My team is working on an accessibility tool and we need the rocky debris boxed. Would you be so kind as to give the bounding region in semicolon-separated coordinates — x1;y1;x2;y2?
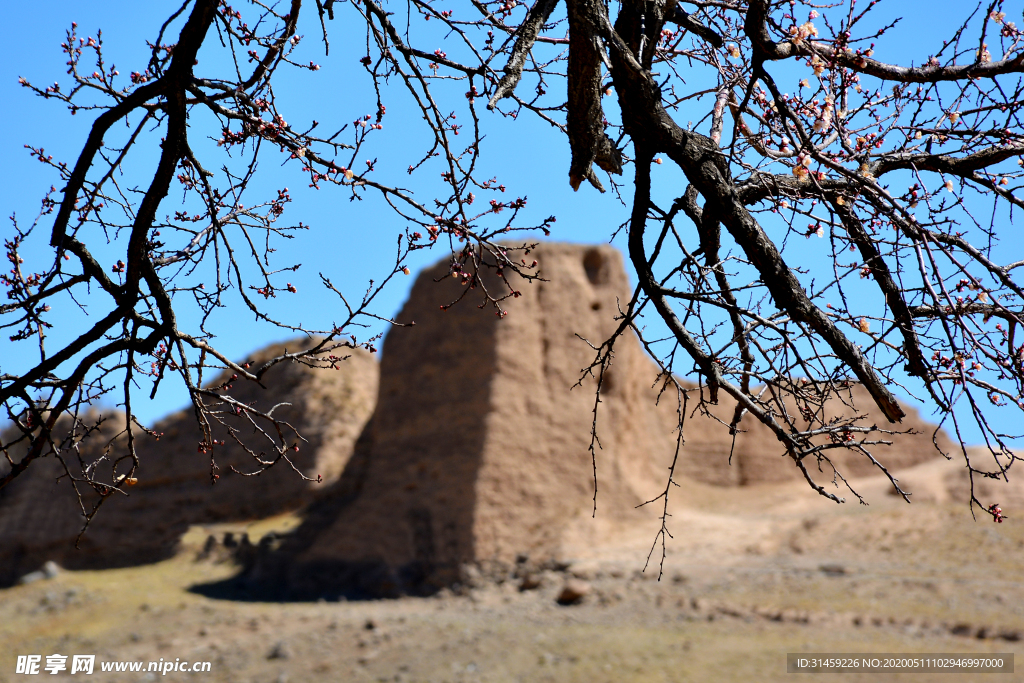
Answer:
197;535;218;560
266;640;291;660
659;594;1024;644
0;342;377;586
18;560;60;585
556;579;591;605
518;574;542;591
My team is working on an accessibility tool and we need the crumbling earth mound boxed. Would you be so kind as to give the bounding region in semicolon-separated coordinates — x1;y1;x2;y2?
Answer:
0;342;377;586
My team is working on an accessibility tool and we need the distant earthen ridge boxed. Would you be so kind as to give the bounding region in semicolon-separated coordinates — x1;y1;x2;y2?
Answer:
0;341;377;586
251;242;951;598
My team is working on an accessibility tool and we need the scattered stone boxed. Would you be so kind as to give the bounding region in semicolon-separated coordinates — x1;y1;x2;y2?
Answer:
550;560;573;573
18;571;45;586
462;564;482;586
266;640;290;660
234;533;257;565
18;561;60;585
556;579;590;605
950;623;973;636
197;534;217;560
819;563;846;576
569;560;599;581
518;574;542;591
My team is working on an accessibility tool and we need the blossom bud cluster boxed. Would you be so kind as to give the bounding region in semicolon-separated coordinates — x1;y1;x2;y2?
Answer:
788;20;818;45
812;95;834;133
989;503;1005;523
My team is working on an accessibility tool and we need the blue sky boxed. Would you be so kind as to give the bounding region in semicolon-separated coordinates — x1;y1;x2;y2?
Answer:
0;2;615;420
1;0;1016;446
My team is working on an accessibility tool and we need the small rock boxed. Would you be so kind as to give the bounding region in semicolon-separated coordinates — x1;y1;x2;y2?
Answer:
18;570;45;585
569;560;599;580
519;573;542;591
463;564;481;579
267;640;290;660
197;534;217;559
950;623;972;637
819;563;846;577
556;579;590;605
19;561;60;585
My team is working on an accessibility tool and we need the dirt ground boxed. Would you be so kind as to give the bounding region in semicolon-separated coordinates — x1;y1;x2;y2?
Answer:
1;458;1022;683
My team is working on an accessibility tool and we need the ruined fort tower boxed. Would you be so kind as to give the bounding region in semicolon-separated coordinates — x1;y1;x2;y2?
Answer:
266;243;675;596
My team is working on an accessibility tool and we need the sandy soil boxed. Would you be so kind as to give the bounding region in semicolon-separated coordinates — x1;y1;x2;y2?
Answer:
1;458;1022;683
